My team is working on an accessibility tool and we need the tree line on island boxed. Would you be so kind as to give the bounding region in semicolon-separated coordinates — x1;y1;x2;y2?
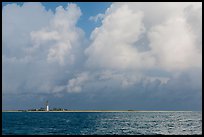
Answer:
18;108;69;112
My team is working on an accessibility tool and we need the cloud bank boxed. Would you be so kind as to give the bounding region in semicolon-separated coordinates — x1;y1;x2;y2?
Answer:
2;2;202;110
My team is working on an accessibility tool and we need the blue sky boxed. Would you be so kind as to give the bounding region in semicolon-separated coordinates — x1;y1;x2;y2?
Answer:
2;2;202;111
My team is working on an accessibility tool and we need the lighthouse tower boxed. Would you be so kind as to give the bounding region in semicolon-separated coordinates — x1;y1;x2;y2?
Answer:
46;100;49;111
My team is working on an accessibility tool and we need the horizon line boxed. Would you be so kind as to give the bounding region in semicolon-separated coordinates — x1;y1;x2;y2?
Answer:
2;110;201;112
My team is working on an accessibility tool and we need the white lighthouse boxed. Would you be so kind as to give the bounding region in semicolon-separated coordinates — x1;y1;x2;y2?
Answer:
46;101;49;111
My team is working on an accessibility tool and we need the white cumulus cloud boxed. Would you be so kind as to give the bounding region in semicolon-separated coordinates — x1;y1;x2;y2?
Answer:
31;3;84;65
85;2;202;72
85;4;155;70
89;13;104;22
148;15;201;71
2;3;86;95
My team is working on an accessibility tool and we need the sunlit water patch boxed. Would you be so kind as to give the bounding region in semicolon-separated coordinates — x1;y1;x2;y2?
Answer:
2;111;202;135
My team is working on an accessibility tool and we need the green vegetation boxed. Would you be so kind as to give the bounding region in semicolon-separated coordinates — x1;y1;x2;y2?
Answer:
16;107;69;112
51;108;68;111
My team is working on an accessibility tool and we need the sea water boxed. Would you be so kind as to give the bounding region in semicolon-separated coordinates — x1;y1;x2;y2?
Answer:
2;111;202;135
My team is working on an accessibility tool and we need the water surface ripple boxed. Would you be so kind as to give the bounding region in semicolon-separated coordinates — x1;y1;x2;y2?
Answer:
2;112;202;135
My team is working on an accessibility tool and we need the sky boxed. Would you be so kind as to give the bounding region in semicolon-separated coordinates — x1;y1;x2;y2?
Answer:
2;2;202;111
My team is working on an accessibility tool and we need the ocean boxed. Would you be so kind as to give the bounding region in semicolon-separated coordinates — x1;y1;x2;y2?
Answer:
2;111;202;135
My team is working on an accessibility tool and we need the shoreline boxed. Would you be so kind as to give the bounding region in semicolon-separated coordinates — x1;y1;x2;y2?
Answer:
2;110;195;113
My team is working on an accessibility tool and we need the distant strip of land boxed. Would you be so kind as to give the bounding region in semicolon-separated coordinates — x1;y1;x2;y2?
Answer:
2;110;195;113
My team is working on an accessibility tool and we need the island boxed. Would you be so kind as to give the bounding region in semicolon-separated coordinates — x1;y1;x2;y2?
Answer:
2;101;193;112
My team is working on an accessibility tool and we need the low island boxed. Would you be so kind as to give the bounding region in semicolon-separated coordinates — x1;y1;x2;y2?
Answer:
2;101;193;112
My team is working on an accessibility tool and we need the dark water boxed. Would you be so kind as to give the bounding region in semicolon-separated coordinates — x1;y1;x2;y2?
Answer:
2;112;202;135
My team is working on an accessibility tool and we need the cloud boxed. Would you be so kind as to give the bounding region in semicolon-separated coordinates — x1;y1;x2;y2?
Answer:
148;15;201;71
2;3;86;95
82;2;201;110
85;4;155;70
184;4;202;52
89;13;104;22
2;2;202;110
85;2;202;72
2;2;53;58
30;3;84;65
67;72;89;93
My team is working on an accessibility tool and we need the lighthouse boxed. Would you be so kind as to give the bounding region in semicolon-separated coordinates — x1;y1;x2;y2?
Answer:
45;100;49;111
